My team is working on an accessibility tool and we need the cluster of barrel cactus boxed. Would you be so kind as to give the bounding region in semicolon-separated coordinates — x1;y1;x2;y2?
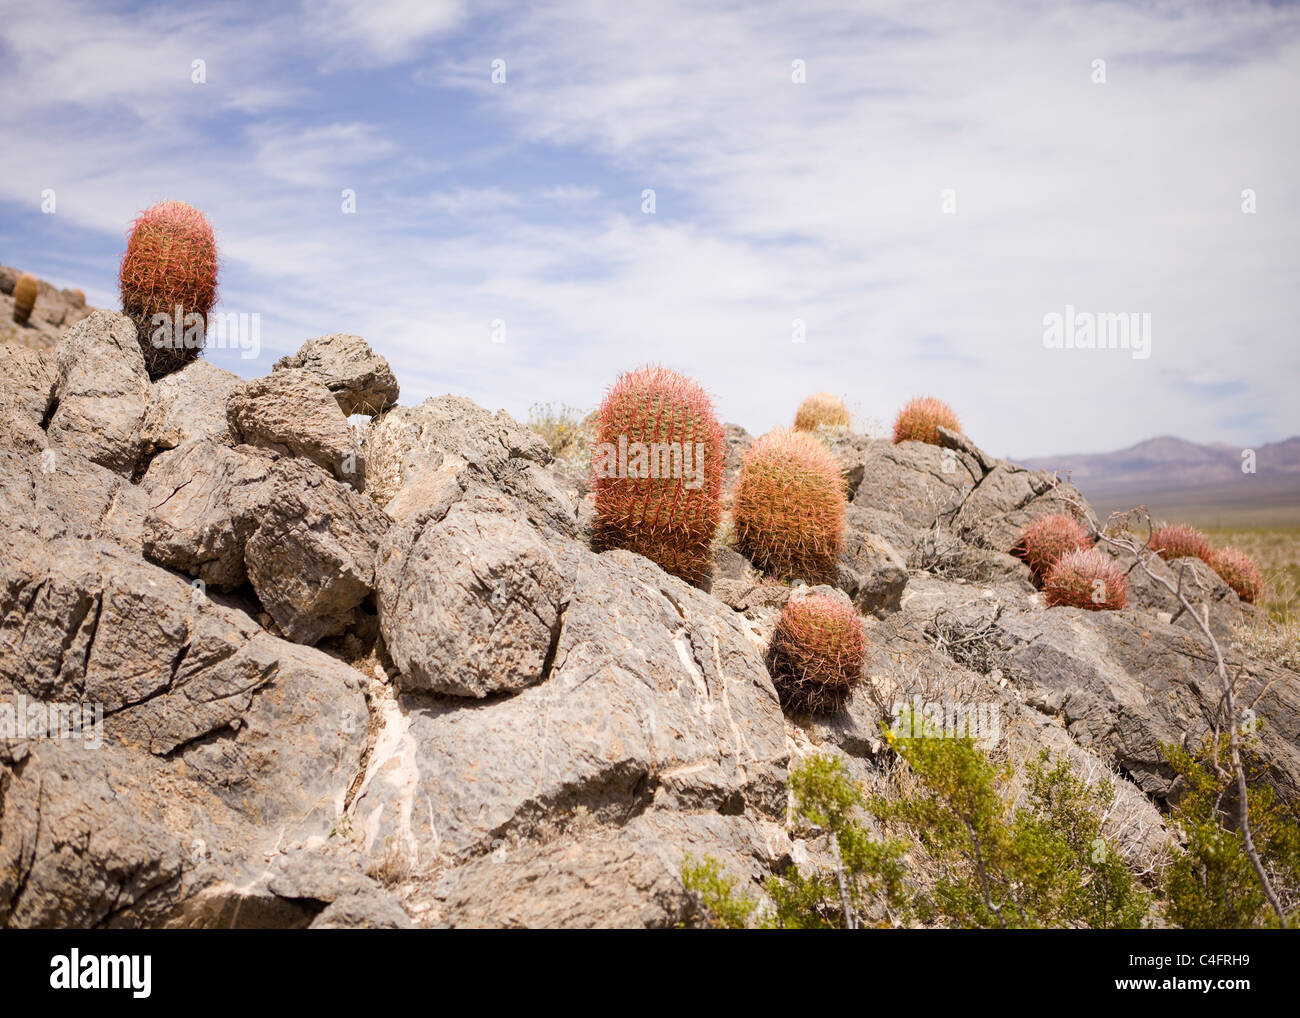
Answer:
1017;514;1092;580
1150;522;1264;604
119;200;219;378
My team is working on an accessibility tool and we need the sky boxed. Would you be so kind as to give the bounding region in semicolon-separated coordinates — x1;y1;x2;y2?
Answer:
1;0;1297;459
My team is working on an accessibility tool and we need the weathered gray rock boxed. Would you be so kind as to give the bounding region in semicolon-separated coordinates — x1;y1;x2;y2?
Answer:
950;463;1087;553
823;430;871;498
0;445;148;553
245;458;391;645
853;438;979;538
46;311;149;475
352;550;788;864
365;395;577;535
721;422;753;490
0;344;55;452
275;333;399;417
907;526;1036;591
437;813;788;929
141;358;242;453
227;369;364;489
377;490;570;697
140;441;274;588
0;532;368;830
836;504;908;616
1098;542;1247;642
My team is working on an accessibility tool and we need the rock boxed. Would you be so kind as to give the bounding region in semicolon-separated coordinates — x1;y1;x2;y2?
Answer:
0;532;368;829
853;438;978;539
377;490;569;697
721;423;753;490
365;395;577;536
907;527;1035;591
141;358;243;453
274;333;399;417
437;813;788;928
1098;542;1246;642
0;344;55;450
140;441;274;588
0;741;187;928
835;504;908;616
352;550;788;863
227;369;364;490
45;311;149;475
245;458;391;645
0;445;148;554
823;430;870;498
950;463;1087;552
711;545;753;583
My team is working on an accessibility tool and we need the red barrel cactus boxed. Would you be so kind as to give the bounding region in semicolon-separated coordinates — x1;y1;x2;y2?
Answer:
119;200;219;378
893;396;960;446
732;428;846;583
591;366;724;585
1043;548;1128;611
1018;514;1092;579
765;594;867;713
1210;547;1264;604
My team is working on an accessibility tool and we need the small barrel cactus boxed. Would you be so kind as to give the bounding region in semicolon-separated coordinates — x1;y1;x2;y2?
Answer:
1150;523;1214;564
732;428;845;582
794;392;850;432
765;594;867;712
1018;514;1092;579
1210;548;1264;604
1043;547;1127;611
893;396;960;446
119;200;219;378
591;365;724;585
11;272;38;325
67;287;86;307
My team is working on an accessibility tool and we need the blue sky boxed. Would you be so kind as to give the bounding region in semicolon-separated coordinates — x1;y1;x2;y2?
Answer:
1;0;1297;458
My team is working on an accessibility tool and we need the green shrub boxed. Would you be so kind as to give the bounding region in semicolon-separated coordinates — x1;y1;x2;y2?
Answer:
1160;731;1300;928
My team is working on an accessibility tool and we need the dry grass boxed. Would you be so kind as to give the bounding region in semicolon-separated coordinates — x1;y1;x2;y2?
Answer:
526;401;593;472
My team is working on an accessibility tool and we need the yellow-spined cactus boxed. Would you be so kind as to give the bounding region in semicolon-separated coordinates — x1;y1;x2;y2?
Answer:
12;273;38;325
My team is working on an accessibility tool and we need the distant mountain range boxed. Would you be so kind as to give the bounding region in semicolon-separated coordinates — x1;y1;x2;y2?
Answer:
1018;435;1300;528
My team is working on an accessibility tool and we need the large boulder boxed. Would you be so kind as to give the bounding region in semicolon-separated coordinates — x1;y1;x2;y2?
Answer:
852;438;980;544
227;369;364;490
835;504;908;616
245;458;391;644
364;395;577;536
0;344;55;453
0;532;368;828
45;311;149;475
377;490;570;697
140;358;242;454
351;550;789;865
274;333;399;417
140;441;274;588
0;445;148;554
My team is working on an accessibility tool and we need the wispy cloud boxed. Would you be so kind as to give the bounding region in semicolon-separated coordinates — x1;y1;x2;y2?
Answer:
1;0;1297;458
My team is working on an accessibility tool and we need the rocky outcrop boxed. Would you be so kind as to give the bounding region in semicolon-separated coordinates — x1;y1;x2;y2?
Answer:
274;333;399;417
3;311;1298;930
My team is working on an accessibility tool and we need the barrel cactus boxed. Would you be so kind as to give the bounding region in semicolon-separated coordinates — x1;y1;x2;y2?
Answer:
11;272;37;325
1018;514;1092;579
1150;523;1214;564
591;365;724;585
119;200;219;378
732;428;845;583
765;594;867;713
893;396;960;446
1043;548;1127;611
794;392;850;432
1210;547;1264;604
